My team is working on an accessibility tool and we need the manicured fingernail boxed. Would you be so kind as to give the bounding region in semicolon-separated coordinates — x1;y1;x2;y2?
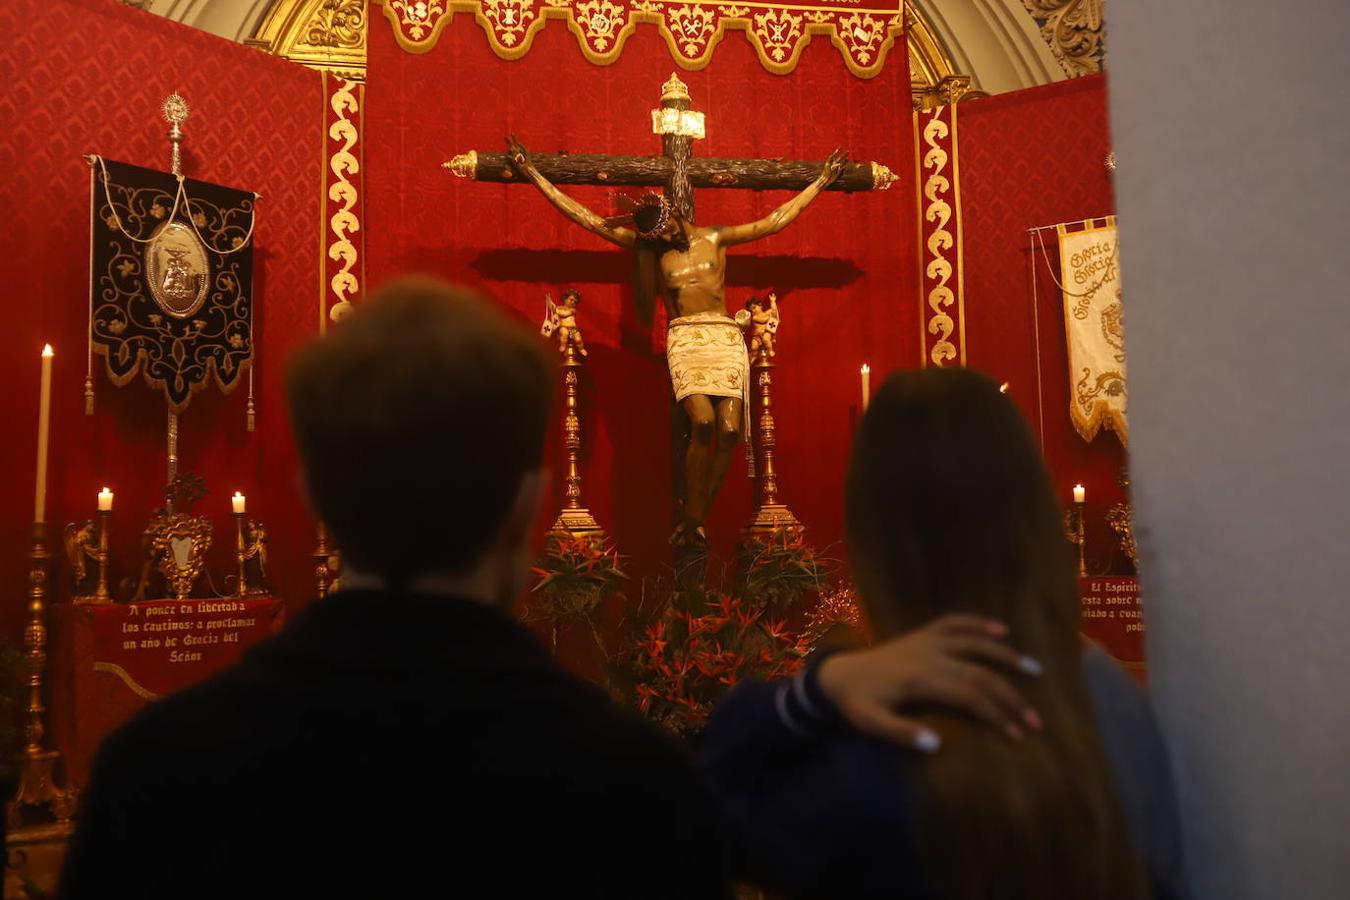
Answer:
914;730;942;754
1018;655;1043;676
985;620;1009;636
1006;723;1024;741
1023;709;1043;731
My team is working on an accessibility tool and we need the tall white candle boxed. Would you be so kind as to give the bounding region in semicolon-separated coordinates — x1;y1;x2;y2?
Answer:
1073;484;1086;505
98;487;114;512
232;492;247;515
861;364;871;411
34;344;53;523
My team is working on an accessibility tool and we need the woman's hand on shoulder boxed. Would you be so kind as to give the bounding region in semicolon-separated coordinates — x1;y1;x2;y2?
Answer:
817;614;1043;753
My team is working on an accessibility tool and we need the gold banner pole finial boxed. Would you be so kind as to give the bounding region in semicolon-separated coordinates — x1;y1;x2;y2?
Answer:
162;93;190;179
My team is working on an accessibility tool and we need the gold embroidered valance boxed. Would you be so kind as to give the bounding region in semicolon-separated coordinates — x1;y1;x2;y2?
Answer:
375;0;905;79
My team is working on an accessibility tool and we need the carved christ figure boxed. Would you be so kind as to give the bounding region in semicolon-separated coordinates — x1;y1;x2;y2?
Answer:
506;136;847;544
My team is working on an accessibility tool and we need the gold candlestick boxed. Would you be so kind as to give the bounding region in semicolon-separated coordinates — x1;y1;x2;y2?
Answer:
7;522;75;832
541;292;604;537
747;358;801;534
1066;499;1088;577
234;511;248;598
551;343;604;535
93;508;112;603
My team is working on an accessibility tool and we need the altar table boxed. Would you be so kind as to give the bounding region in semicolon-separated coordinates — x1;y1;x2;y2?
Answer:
49;596;284;790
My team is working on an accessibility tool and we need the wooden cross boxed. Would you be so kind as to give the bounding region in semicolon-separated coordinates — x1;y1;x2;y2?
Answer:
444;73;896;222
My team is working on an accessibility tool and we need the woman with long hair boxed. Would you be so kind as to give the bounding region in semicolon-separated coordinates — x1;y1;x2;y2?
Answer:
701;367;1184;899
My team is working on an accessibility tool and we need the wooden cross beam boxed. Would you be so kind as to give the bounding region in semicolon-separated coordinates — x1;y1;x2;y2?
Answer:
444;74;896;220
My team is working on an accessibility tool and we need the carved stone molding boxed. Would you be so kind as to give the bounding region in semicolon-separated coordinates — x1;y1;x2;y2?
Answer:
1020;0;1104;77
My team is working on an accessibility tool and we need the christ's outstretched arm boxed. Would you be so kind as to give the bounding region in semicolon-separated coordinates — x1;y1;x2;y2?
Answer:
718;148;848;247
506;135;636;249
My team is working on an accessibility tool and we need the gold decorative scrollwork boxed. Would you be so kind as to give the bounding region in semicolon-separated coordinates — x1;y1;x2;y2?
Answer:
146;513;214;601
916;106;964;367
327;77;362;326
1020;0;1105;77
306;0;367;48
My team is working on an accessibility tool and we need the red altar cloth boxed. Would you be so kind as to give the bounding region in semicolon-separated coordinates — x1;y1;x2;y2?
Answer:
1079;576;1145;682
50;597;284;789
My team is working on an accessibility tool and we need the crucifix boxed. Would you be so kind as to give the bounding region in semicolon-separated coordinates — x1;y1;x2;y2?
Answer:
446;74;895;551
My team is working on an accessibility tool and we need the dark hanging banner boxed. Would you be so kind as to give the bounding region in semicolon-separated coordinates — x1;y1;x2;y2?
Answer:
89;157;257;412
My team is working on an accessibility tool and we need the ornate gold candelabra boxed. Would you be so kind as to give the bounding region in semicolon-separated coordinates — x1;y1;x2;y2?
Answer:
541;292;604;537
552;342;604;535
747;357;801;533
7;522;75;832
745;294;799;534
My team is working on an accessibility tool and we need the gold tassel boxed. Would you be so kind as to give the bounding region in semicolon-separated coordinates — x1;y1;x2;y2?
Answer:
84;376;94;415
246;397;256;433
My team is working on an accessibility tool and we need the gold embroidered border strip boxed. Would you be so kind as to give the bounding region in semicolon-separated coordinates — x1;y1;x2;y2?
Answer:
373;0;905;79
913;102;964;367
324;74;363;330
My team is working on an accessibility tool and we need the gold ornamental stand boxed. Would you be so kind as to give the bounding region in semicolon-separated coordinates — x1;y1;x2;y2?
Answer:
746;357;801;534
551;342;605;537
6;523;75;833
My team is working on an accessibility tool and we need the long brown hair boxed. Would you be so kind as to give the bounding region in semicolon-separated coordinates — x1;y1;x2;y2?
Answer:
845;368;1149;899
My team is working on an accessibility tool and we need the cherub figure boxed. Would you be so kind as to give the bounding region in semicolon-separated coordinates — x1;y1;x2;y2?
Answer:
745;292;781;364
541;289;588;357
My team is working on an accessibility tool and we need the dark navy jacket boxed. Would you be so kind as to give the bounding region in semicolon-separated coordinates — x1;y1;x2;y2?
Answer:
700;645;1187;900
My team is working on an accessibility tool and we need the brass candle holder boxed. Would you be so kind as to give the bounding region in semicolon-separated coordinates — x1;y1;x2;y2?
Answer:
234;511;248;598
1066;498;1088;577
93;508;112;603
7;522;75;832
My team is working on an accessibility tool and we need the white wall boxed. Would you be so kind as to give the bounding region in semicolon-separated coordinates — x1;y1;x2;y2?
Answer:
1107;1;1350;897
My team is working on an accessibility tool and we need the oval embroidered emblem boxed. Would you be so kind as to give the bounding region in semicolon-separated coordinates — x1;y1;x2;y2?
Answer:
144;220;210;318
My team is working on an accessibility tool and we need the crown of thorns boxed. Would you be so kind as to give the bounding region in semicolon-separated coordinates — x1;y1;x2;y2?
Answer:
634;193;674;239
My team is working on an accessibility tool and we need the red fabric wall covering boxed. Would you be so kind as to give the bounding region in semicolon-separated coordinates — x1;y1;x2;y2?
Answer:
365;18;918;578
958;75;1132;575
0;0;327;641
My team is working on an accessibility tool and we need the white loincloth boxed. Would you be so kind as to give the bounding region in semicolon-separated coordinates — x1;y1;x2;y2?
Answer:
666;311;754;475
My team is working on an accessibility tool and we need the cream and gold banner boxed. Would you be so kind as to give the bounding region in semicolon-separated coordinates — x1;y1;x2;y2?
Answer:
1058;217;1127;445
376;0;904;78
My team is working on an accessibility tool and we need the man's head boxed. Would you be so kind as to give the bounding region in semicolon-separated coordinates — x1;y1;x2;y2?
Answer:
286;277;553;598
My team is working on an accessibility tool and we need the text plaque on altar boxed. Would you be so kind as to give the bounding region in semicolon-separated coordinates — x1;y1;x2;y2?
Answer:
51;598;283;788
1078;576;1145;681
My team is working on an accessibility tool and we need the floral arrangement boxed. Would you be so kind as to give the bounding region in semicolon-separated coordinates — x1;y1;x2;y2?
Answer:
633;592;808;735
528;527;855;734
736;528;832;611
523;532;627;652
